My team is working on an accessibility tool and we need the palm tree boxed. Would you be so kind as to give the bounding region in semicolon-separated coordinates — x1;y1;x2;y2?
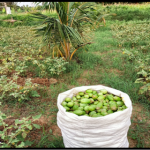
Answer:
31;2;114;61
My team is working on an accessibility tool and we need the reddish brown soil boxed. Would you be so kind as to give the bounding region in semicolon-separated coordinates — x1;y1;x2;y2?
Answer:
128;137;137;148
0;114;62;148
1;102;149;148
76;70;96;85
0;73;149;148
8;76;57;86
28;114;62;147
108;68;124;75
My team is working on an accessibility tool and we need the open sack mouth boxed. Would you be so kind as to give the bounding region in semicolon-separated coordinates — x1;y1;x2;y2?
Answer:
57;85;132;148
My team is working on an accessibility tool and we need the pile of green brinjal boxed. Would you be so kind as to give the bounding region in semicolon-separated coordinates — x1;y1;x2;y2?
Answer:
61;89;127;117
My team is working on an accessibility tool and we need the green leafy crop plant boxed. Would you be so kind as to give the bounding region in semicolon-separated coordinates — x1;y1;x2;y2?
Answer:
111;22;150;97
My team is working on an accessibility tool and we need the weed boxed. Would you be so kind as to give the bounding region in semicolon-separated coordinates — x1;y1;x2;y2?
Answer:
0;104;42;148
35;134;64;148
76;51;103;70
49;83;69;100
0;3;150;148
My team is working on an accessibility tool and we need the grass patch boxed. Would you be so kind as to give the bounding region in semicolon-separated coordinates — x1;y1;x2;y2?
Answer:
0;10;57;27
102;2;150;21
0;3;150;148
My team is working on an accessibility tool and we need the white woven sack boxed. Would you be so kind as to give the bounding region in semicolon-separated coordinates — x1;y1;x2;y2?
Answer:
57;85;132;148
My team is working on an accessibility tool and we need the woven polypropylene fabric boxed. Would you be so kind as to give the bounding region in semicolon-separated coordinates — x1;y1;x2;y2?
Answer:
57;85;132;148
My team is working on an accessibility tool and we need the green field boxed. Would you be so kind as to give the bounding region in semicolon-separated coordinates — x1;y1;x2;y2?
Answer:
0;2;150;148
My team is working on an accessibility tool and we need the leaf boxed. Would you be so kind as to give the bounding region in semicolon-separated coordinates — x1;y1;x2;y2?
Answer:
15;119;19;125
139;89;145;95
1;143;10;148
32;114;42;120
27;125;32;130
135;78;144;81
33;124;41;129
24;140;33;147
39;55;43;58
18;120;24;124
17;141;25;148
16;134;24;142
28;120;31;124
3;128;7;132
22;132;27;138
137;69;147;77
49;129;53;133
1;114;6;120
30;90;40;97
1;135;5;139
11;138;19;143
135;78;144;83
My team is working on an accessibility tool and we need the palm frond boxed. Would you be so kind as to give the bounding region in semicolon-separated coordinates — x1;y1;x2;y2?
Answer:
31;2;112;60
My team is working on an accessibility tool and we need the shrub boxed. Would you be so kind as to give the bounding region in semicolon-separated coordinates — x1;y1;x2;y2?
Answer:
0;75;40;103
0;105;41;148
32;57;68;77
